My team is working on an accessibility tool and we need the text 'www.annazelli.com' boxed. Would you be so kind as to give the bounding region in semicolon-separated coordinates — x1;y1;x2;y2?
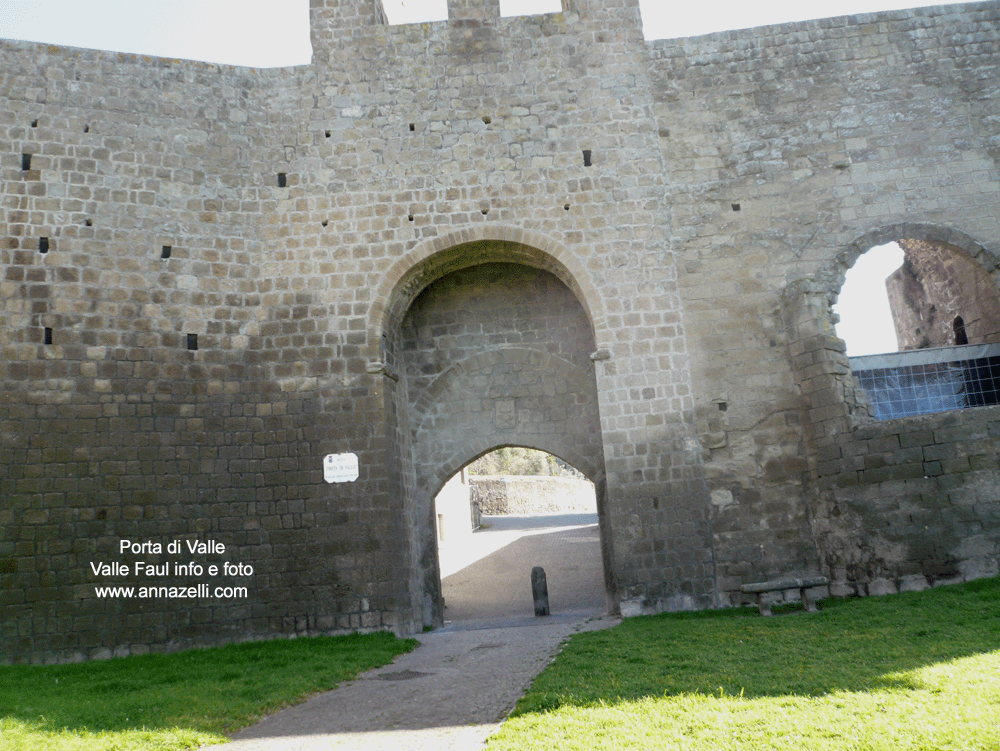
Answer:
95;585;248;599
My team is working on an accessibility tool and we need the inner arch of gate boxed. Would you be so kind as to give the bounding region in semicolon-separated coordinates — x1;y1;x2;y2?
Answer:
376;231;615;628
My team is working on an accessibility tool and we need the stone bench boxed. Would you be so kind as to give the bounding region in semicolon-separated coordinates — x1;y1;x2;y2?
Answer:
740;576;829;616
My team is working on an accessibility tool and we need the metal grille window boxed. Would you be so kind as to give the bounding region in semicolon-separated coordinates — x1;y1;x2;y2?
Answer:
850;343;1000;421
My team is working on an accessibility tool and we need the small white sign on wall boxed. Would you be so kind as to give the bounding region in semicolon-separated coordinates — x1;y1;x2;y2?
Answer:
323;453;359;483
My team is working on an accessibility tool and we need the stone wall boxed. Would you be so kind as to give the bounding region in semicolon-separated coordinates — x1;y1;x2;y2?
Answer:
783;278;1000;601
3;0;1000;662
650;4;1000;606
433;469;475;545
399;262;604;600
0;37;416;661
886;238;1000;349
470;476;597;515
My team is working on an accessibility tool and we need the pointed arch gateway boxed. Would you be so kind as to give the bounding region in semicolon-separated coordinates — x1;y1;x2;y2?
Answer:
371;227;616;628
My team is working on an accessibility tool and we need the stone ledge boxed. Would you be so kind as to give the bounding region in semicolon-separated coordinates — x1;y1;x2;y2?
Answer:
741;575;829;594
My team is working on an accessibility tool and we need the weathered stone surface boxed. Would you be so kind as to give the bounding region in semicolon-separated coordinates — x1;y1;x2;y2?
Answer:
888;239;1000;349
2;0;1000;663
740;577;829;594
470;476;596;515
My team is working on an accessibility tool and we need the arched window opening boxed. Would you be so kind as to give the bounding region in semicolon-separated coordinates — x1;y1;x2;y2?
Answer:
837;239;1000;420
433;447;603;626
954;316;969;346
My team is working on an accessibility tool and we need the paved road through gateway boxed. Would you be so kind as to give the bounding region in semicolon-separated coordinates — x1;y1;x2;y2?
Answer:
218;513;616;751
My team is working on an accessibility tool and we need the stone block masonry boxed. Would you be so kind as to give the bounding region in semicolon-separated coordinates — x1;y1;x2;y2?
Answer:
2;0;1000;662
470;476;597;515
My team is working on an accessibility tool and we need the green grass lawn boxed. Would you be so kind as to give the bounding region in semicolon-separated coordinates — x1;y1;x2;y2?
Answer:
5;580;999;751
489;576;1000;751
0;631;417;751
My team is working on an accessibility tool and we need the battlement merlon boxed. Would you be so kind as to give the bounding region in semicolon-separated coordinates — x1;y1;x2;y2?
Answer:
309;0;389;53
309;0;643;56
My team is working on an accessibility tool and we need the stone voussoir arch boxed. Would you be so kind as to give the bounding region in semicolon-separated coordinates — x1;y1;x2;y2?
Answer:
820;223;999;304
413;346;603;496
367;225;609;359
428;438;601;501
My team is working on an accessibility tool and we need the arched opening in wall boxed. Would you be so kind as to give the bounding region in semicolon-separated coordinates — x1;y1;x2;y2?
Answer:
378;240;613;631
434;447;604;626
833;234;1000;420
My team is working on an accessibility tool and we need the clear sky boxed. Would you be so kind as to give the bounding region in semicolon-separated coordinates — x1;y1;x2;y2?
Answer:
834;244;904;356
0;0;933;355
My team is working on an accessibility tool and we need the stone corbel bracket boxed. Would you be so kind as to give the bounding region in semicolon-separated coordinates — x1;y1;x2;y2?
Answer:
366;361;399;382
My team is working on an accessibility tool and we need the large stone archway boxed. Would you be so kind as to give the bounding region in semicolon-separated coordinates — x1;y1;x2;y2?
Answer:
368;225;611;363
379;247;614;627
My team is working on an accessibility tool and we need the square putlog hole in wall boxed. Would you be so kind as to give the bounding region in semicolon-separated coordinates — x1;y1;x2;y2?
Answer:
186;334;198;351
161;245;172;259
277;173;287;188
39;237;49;254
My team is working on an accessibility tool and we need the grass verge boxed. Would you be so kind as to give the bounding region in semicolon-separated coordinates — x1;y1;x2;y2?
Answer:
488;576;1000;751
1;631;417;751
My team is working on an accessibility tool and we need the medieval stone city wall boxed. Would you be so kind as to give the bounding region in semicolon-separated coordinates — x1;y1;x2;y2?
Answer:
2;0;999;663
649;4;1000;600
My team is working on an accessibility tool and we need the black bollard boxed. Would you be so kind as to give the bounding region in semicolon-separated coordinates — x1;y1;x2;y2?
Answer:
531;566;550;616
